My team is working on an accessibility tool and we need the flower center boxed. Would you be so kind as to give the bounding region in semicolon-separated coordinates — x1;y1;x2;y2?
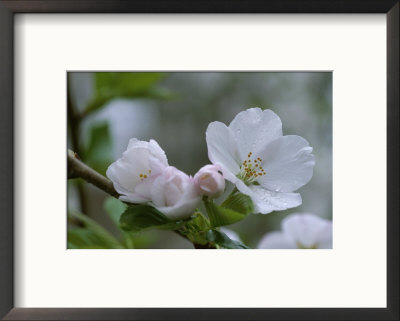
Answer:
139;169;152;181
237;152;266;184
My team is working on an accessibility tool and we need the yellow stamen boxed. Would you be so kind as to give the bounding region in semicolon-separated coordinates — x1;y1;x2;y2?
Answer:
238;151;267;183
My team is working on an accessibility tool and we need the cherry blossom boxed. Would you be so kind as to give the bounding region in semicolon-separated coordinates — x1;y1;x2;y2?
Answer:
258;213;332;249
206;108;315;214
107;138;200;219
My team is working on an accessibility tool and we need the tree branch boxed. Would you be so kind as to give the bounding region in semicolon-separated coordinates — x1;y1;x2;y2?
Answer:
68;150;119;198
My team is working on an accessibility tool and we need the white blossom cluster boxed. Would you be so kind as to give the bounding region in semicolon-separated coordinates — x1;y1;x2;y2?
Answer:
107;108;331;248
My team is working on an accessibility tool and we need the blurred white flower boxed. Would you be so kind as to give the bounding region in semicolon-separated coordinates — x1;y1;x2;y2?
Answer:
107;138;200;219
206;108;315;214
193;164;225;198
258;213;332;249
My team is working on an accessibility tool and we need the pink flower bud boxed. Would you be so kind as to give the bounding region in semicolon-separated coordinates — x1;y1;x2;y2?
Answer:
194;164;225;198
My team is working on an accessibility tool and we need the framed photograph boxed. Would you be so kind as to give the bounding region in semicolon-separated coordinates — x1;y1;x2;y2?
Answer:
0;1;398;320
66;71;332;251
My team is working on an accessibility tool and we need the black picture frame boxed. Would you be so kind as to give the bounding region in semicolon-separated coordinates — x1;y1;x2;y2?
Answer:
0;1;398;320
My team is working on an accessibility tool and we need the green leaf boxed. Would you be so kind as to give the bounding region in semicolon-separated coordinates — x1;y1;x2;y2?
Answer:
104;196;127;226
206;229;249;249
204;193;253;228
119;205;187;233
86;72;167;113
221;192;254;215
68;211;123;249
97;72;165;95
83;122;112;175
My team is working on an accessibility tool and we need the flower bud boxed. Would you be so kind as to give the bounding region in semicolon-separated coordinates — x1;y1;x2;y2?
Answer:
194;164;225;198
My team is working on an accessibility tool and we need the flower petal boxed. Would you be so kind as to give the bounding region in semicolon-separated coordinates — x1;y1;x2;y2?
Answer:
282;213;332;248
155;181;201;220
156;195;200;220
257;231;296;249
127;138;168;169
229;108;283;160
107;137;170;202
119;193;149;203
127;137;148;150
110;168;156;204
148;139;169;167
206;121;240;174
106;147;154;195
235;181;302;214
257;135;315;192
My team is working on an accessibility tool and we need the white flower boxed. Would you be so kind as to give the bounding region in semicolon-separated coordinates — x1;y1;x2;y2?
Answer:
206;108;315;214
106;138;168;203
193;164;225;198
106;138;200;219
257;213;332;249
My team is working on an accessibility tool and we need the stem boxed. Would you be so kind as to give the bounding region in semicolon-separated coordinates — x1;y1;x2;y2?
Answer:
68;151;216;249
193;242;215;249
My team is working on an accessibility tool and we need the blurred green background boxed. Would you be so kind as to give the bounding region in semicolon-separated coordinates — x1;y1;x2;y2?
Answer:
67;72;332;249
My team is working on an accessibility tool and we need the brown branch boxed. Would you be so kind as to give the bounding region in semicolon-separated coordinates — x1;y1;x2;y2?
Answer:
68;150;119;198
